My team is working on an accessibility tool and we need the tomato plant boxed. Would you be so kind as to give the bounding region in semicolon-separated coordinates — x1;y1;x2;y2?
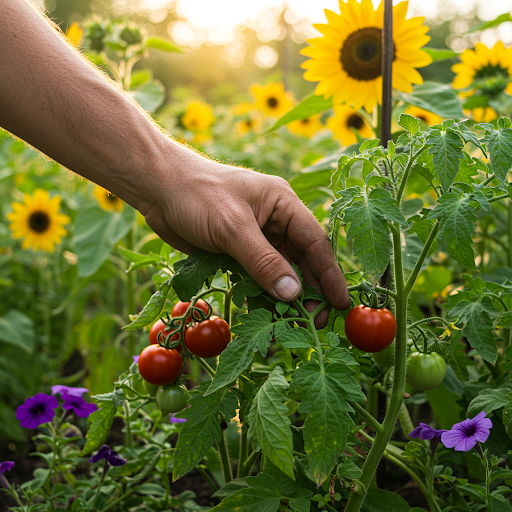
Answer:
143;379;160;397
149;319;184;350
372;340;395;367
184;316;230;358
138;345;182;386
171;299;209;323
344;305;396;353
406;352;446;390
156;383;190;414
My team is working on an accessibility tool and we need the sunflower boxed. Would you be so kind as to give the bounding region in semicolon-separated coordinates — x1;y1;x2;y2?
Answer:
287;115;324;137
182;100;214;132
66;22;83;48
94;185;123;212
452;42;512;97
326;105;373;145
250;83;295;117
235;116;262;136
301;0;432;113
7;189;70;252
464;106;497;123
404;106;442;126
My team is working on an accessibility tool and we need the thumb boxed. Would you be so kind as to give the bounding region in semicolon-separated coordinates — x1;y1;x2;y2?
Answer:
225;221;302;302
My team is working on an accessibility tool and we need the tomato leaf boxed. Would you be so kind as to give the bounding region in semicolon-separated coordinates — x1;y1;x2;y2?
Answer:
360;488;411;512
448;297;498;364
232;274;264;308
173;389;238;480
503;394;512;440
230;309;277;357
275;327;313;349
123;278;174;329
81;402;116;455
247;367;294;479
478;124;512;184
428;193;478;270
398;113;420;136
173;249;221;301
289;361;366;485
467;387;512;417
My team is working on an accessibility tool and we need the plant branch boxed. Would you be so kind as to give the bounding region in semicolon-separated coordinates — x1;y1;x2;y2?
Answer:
350;401;383;433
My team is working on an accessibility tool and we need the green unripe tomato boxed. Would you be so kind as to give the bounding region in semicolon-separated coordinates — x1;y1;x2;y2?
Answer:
406;352;446;390
143;380;160;397
156;383;190;414
285;400;299;416
372;340;395;367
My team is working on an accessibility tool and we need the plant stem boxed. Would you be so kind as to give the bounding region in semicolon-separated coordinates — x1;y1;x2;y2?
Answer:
350;401;383;433
396;147;426;207
217;430;232;483
237;424;248;478
124;401;133;448
93;460;109;509
407;316;451;331
240;450;260;477
197;357;216;378
397;403;414;439
198;465;219;492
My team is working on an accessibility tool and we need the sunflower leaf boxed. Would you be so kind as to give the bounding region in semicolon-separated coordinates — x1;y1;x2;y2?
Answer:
423;48;459;61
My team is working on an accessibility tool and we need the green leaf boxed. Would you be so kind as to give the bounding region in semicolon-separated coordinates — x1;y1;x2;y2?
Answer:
0;309;35;352
337;460;363;480
232;274;264;308
247;367;294;479
491;499;512;512
423;48;459;61
81;402;116;455
288;489;313;512
462;95;488;110
275;327;313;349
206;337;254;395
467;387;512;417
123;278;173;329
397;113;420;136
145;35;183;52
268;93;332;132
173;389;238;480
289;362;365;485
129;80;165;113
209;481;281;512
400;82;464;119
173;250;220;301
427;129;465;192
409;217;437;256
118;246;160;271
428;193;477;270
503;394;512;440
230;309;276;357
361;488;411;512
74;206;136;277
469;13;512;32
448;298;499;364
481;126;512;183
130;69;152;88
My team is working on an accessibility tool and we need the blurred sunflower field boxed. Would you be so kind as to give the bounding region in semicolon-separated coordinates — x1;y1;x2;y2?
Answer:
2;0;512;511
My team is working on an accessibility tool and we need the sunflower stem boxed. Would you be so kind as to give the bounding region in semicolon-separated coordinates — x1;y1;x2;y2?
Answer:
380;0;393;148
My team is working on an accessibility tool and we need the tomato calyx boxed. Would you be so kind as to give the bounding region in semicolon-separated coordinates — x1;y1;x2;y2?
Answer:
358;286;390;310
410;325;439;355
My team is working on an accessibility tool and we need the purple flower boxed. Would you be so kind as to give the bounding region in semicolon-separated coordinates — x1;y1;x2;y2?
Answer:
409;423;446;440
52;385;89;397
132;355;139;363
90;445;126;466
441;411;493;452
0;461;14;474
171;414;186;424
16;393;59;429
62;395;98;418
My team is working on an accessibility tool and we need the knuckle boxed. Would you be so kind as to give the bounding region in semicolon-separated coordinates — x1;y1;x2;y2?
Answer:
250;251;283;279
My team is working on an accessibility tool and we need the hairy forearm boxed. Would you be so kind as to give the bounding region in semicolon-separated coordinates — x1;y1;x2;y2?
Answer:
0;0;189;212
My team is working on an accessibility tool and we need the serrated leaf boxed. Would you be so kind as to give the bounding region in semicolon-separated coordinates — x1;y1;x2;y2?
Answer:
498;311;512;329
232;274;264;308
247;367;294;479
482;127;512;183
467;387;512;417
275;327;313;348
276;302;290;316
230;309;276;357
330;155;358;193
337;460;363;480
398;114;420;136
366;175;392;188
289;489;313;512
369;189;408;226
427;129;465;192
359;139;380;152
209;485;281;512
409;218;437;256
361;488;411;512
400;82;464;119
206;337;254;395
328;187;361;228
173;250;220;301
289;362;365;485
448;298;499;364
173;390;238;480
81;402;116;455
471;189;490;211
428;193;477;270
123;278;173;329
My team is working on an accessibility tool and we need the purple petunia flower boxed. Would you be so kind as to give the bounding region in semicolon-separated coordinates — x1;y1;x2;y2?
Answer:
441;411;493;452
409;423;446;440
62;395;98;418
16;393;59;429
51;385;89;397
171;414;187;424
0;461;14;474
132;355;139;363
90;445;127;466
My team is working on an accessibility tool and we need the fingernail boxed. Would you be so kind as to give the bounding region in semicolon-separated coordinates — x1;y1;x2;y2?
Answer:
274;276;300;301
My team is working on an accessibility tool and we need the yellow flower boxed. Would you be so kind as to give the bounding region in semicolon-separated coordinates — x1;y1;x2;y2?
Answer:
7;189;70;252
250;83;295;117
231;102;256;115
464;107;498;123
301;0;432;113
94;185;123;212
439;322;461;339
452;42;512;96
404;106;442;126
235;117;262;136
326;105;373;145
182;100;214;131
66;22;83;48
287;115;324;137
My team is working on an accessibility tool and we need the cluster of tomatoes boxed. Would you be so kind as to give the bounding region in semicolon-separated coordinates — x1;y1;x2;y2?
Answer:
137;299;231;413
344;304;446;391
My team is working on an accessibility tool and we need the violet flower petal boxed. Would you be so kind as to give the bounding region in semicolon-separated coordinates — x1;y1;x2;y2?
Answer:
51;385;89;397
0;461;14;474
16;393;59;429
62;395;98;418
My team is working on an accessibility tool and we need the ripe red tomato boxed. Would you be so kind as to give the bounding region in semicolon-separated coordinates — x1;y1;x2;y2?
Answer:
184;316;230;358
149;319;183;351
138;345;182;386
171;299;209;323
344;305;396;353
406;352;446;390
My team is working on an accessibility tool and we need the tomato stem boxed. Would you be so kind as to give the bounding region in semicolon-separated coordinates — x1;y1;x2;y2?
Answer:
197;357;216;378
350;401;383;433
217;430;233;483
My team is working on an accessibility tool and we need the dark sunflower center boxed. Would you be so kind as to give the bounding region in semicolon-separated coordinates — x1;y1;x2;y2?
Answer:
267;97;278;108
301;118;310;124
106;193;119;203
418;116;427;122
29;211;50;233
474;64;508;80
346;114;364;130
245;120;254;128
340;27;394;81
30;404;46;416
473;65;510;97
